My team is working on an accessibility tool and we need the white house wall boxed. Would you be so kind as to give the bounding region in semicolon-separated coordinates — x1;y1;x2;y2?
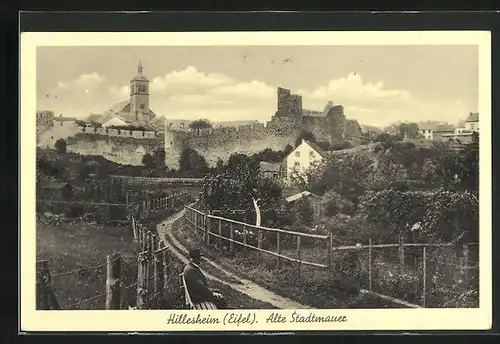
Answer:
285;141;324;185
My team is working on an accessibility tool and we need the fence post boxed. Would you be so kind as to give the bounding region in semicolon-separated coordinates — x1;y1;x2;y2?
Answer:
276;232;281;269
243;224;248;247
398;231;405;268
154;249;163;296
461;244;470;283
229;222;235;253
145;232;152;296
106;252;122;310
368;238;373;292
206;212;211;246
326;233;332;269
162;250;170;295
329;233;334;268
258;228;263;249
36;260;50;310
194;210;198;231
296;236;302;279
218;218;223;248
132;216;138;243
422;246;427;308
137;252;146;309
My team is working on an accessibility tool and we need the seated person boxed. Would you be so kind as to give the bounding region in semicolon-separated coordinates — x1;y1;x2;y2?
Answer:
183;248;227;309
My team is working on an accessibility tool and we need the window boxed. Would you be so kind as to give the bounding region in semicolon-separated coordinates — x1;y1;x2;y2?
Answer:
294;162;300;168
295;151;300;157
139;103;145;110
310;150;315;158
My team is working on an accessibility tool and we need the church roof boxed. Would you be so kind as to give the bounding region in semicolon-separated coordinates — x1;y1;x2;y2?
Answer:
465;112;479;123
107;100;130;115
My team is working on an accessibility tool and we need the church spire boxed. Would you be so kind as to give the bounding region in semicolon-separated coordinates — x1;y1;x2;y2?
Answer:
138;60;143;76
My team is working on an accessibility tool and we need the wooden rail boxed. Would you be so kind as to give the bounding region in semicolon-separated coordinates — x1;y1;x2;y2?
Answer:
36;200;128;207
331;242;452;251
184;205;331;274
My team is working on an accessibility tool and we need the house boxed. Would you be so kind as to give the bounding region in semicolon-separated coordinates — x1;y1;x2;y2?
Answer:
431;124;455;141
259;161;285;180
441;112;479;146
285;139;328;186
53;115;77;127
464;112;479;132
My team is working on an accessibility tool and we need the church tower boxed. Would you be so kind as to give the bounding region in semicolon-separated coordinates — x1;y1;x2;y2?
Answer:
130;61;150;124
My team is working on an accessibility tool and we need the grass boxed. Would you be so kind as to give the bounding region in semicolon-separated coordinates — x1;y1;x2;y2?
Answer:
36;218;138;310
170;217;404;309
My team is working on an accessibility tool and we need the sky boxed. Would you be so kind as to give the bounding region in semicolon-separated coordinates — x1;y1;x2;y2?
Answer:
36;45;478;128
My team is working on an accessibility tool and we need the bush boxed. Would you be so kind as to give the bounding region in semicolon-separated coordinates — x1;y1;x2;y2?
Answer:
321;190;354;216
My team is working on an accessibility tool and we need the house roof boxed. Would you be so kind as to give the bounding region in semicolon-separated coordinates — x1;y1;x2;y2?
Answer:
87;114;104;123
434;124;455;133
303;140;328;158
465;112;479;123
285;191;319;203
107;100;131;115
102;116;127;125
260;161;281;173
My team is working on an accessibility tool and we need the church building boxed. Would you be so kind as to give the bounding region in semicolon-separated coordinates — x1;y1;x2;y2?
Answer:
86;61;157;127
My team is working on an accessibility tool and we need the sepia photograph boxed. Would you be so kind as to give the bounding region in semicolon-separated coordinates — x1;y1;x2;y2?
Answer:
21;31;491;332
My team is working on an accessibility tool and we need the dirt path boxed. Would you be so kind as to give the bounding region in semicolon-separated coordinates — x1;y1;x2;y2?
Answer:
157;209;310;310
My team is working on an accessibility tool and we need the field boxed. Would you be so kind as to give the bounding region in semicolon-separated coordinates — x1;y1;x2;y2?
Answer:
169;217;405;309
36;218;139;309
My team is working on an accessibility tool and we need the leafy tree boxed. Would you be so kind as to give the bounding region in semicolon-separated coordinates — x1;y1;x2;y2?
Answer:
54;138;67;154
178;147;209;178
294;130;316;147
189;119;212;135
141;153;155;169
152;148;166;169
366;159;409;191
251;148;282;163
200;153;283;222
283;144;294;156
290;198;314;227
321;190;354;217
398;123;419;139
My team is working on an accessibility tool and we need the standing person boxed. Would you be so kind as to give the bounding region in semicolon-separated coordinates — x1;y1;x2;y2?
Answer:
183;248;227;309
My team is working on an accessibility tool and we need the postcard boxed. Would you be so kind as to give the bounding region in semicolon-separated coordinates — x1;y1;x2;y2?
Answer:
21;30;492;332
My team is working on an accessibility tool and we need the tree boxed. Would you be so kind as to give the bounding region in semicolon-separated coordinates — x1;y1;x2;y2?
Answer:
141;153;155;169
178;147;209;178
200;153;284;221
152;148;166;169
54;138;67;154
283;144;294;156
295;130;316;147
321;190;354;217
251;148;282;163
189;119;212;135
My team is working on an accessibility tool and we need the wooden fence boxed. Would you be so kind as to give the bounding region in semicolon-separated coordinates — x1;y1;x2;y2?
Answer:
330;240;479;308
183;205;479;308
184;205;332;277
36;191;188;310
